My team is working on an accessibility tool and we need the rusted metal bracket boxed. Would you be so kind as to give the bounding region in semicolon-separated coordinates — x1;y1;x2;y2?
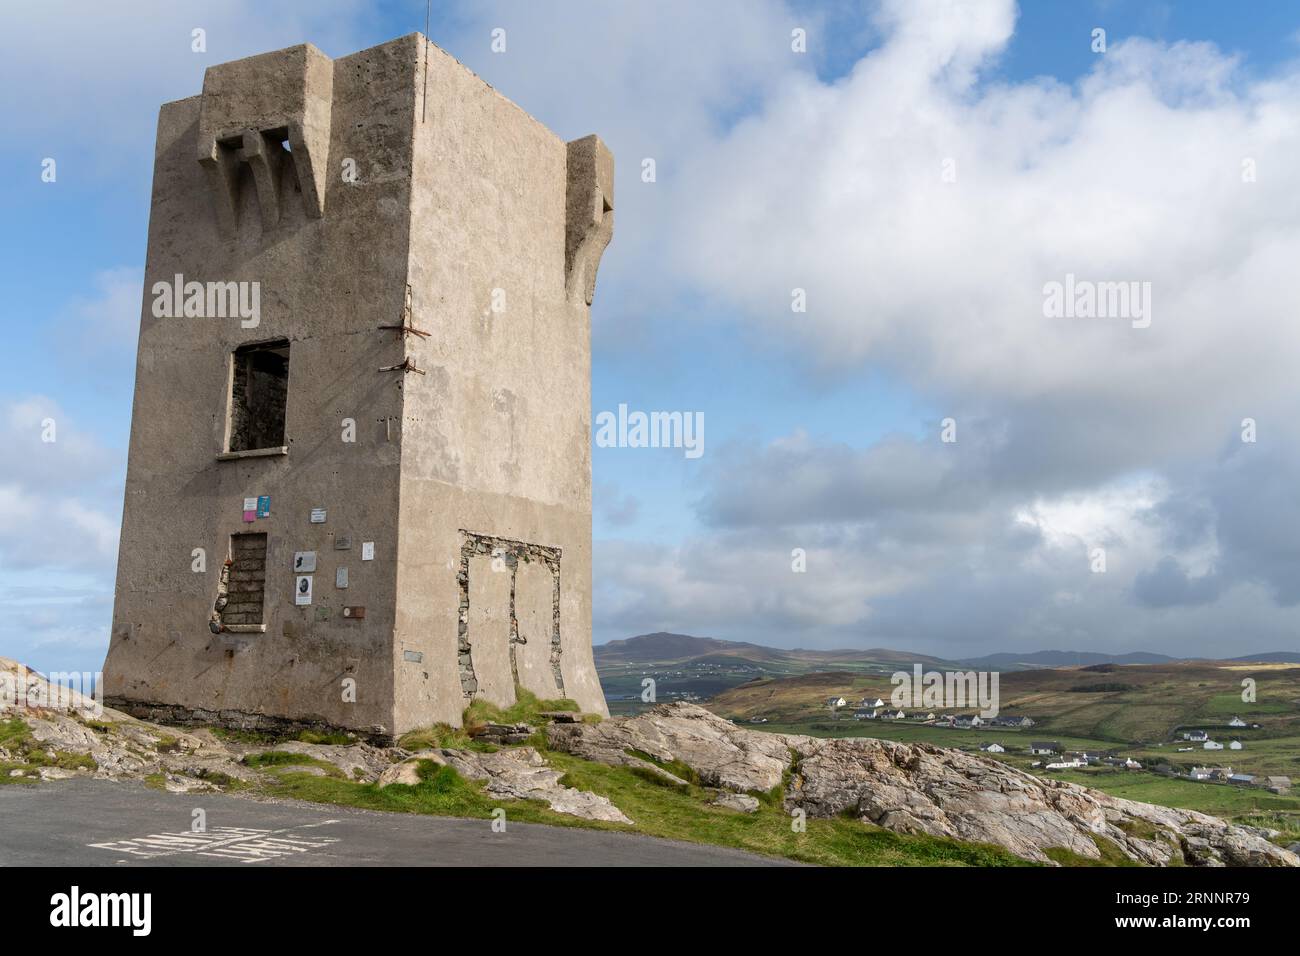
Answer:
379;357;425;375
380;323;430;338
380;284;430;339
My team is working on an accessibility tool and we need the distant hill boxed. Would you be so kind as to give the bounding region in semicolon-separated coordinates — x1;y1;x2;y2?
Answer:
595;633;1300;672
594;633;949;714
957;650;1177;670
594;632;774;663
593;632;946;667
1225;652;1300;663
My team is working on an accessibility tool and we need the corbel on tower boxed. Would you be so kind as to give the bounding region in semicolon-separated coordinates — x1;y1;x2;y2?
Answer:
196;43;334;237
564;134;614;306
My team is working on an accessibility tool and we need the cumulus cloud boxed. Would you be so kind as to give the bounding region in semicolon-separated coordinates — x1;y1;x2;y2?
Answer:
0;0;371;171
668;3;1300;476
582;1;1300;654
0;397;123;673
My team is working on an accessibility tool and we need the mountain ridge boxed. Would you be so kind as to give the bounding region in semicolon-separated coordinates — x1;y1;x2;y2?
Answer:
594;632;1300;669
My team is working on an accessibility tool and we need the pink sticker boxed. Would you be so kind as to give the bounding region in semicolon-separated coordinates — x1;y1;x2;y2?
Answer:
243;510;256;523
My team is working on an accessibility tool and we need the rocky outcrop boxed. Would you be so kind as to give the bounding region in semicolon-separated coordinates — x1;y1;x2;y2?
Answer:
1;657;627;825
712;792;760;813
546;702;804;792
547;703;1300;867
436;747;631;824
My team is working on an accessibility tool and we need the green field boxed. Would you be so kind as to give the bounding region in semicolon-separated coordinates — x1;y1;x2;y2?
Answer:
1047;769;1300;843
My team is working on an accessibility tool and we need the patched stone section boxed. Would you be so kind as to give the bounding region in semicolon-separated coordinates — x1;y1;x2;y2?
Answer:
515;560;559;699
104;697;392;745
466;553;513;707
457;531;564;703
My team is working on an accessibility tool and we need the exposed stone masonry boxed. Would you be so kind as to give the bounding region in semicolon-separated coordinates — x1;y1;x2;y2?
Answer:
457;531;564;700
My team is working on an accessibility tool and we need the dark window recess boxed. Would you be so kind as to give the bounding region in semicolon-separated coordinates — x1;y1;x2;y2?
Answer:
229;341;289;452
222;533;268;626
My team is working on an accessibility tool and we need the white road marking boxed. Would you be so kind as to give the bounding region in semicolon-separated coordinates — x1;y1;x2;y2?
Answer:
89;820;342;863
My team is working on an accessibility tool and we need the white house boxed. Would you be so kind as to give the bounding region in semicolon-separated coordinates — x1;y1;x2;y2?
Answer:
1228;716;1247;728
1203;740;1224;750
827;696;847;708
1229;740;1243;750
1184;731;1208;742
1124;758;1142;769
1029;742;1061;755
1046;757;1085;770
860;697;885;709
1188;767;1212;781
980;743;1005;753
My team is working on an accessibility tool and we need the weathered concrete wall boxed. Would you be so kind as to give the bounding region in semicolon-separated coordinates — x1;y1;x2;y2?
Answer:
393;40;609;731
103;39;419;736
104;34;610;738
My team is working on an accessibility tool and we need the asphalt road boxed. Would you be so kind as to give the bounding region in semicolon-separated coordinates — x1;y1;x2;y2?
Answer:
0;778;794;867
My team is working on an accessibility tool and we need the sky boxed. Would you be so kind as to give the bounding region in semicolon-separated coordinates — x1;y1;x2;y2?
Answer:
3;0;1300;674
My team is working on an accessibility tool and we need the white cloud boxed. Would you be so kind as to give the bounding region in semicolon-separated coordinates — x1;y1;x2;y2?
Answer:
667;7;1300;471
0;397;123;671
0;0;371;174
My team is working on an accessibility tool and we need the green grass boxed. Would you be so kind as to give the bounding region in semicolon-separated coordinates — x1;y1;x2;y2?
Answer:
399;689;581;754
294;729;356;745
624;747;701;786
208;726;356;747
0;717;32;750
1045;834;1141;867
1051;769;1300;821
461;689;579;728
241;751;345;777
0;716;97;777
396;724;480;752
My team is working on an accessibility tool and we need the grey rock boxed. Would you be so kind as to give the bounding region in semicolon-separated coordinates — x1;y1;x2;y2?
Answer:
438;746;632;824
377;752;446;788
547;702;801;792
267;741;390;782
712;792;760;813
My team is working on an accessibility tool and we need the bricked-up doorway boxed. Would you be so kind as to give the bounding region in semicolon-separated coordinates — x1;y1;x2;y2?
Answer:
222;532;268;629
457;532;564;705
227;340;289;452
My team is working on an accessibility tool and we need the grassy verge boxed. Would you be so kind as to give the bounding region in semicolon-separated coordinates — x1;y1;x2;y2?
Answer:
0;716;97;781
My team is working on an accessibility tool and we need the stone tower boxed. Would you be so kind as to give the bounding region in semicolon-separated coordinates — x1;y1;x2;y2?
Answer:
102;35;612;739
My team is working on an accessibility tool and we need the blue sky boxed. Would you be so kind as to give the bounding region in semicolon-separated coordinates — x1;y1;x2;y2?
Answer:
5;0;1300;675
